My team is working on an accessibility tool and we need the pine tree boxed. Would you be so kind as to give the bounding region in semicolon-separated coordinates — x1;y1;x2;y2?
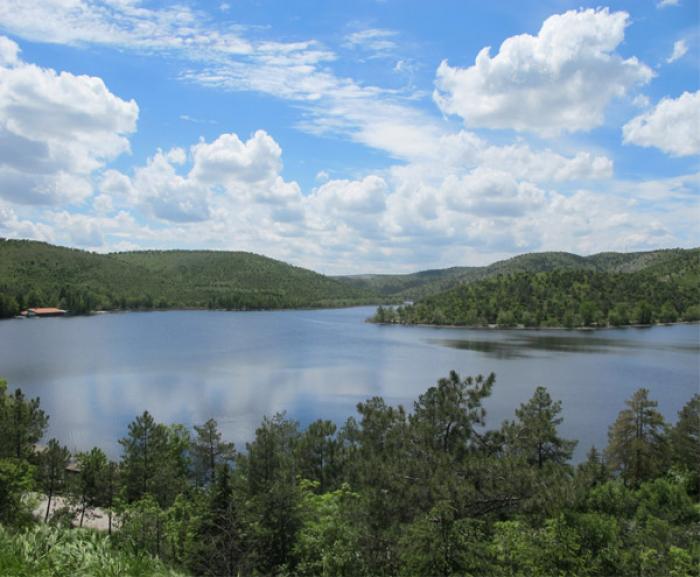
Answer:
119;411;186;506
411;371;495;457
510;386;577;468
245;413;301;575
296;419;339;493
192;418;236;487
37;439;70;522
0;380;48;460
103;461;120;535
190;465;243;577
606;388;669;486
670;394;700;495
75;447;107;527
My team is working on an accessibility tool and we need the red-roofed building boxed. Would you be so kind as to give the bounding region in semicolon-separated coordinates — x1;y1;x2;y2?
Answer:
23;307;66;317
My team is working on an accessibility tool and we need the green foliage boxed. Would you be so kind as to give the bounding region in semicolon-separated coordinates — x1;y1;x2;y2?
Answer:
191;418;236;487
399;504;489;577
670;395;700;496
294;480;363;577
606;388;670;487
410;371;494;457
75;447;108;527
683;303;700;321
188;465;244;577
295;420;340;493
0;523;184;576
372;261;700;328
341;247;700;301
507;386;577;469
36;439;71;523
0;458;35;527
0;293;19;318
0;239;375;315
118;412;190;507
243;412;302;574
0;374;698;576
4;240;698;319
115;495;168;560
342;397;410;575
0;378;49;460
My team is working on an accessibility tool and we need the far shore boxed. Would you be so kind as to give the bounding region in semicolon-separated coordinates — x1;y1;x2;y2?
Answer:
368;319;700;332
8;301;387;320
7;306;698;333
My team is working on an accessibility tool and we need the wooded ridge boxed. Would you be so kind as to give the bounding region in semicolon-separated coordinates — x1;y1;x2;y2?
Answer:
370;255;700;328
1;239;698;324
0;239;376;316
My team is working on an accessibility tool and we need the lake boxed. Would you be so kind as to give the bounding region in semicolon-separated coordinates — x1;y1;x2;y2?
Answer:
1;307;698;461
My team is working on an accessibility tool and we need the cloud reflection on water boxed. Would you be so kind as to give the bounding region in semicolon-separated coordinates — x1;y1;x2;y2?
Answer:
0;309;697;461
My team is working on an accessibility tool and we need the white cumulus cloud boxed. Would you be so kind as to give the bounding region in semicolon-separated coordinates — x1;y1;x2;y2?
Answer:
434;8;653;136
0;35;138;205
623;91;700;156
311;175;388;215
0;35;19;66
101;130;303;223
441;168;546;217
190;130;282;187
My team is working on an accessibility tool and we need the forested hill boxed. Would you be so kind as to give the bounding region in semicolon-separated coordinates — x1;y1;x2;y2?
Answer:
338;248;700;300
2;239;698;320
0;239;375;317
111;250;372;308
371;251;700;328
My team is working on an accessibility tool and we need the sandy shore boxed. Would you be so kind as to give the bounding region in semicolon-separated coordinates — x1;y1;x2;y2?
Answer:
31;493;117;531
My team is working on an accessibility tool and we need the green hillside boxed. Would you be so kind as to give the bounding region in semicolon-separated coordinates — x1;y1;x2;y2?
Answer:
371;250;700;328
0;239;374;317
112;249;374;309
2;240;698;321
338;248;700;300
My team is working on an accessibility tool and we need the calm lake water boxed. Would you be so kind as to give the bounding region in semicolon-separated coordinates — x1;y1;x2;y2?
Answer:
1;307;698;461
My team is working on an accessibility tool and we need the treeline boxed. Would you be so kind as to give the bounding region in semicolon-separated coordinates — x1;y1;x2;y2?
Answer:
338;247;700;301
0;285;159;317
5;239;699;321
1;375;698;576
372;267;700;327
207;290;377;311
0;239;376;318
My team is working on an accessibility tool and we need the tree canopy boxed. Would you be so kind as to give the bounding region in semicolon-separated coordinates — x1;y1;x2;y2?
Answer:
0;375;698;576
371;261;700;328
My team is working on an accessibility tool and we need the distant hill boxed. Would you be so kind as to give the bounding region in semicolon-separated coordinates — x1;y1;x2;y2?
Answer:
370;250;700;328
336;249;700;300
0;239;375;317
112;250;373;309
2;240;698;321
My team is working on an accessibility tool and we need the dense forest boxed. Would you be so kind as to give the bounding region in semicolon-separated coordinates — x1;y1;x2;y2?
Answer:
371;254;700;328
339;248;700;300
1;375;698;576
0;239;376;318
2;239;699;329
2;240;699;322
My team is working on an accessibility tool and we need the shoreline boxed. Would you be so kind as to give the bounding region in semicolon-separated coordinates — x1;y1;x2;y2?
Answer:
8;301;386;320
368;319;700;332
7;307;698;332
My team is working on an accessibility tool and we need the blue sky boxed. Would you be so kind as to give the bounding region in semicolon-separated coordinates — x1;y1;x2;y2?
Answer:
0;0;697;273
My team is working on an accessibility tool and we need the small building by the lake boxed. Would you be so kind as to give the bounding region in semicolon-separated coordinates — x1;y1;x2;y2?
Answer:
22;307;67;318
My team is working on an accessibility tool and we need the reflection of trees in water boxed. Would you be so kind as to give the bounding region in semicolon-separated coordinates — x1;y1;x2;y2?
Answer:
431;339;528;359
432;332;700;357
